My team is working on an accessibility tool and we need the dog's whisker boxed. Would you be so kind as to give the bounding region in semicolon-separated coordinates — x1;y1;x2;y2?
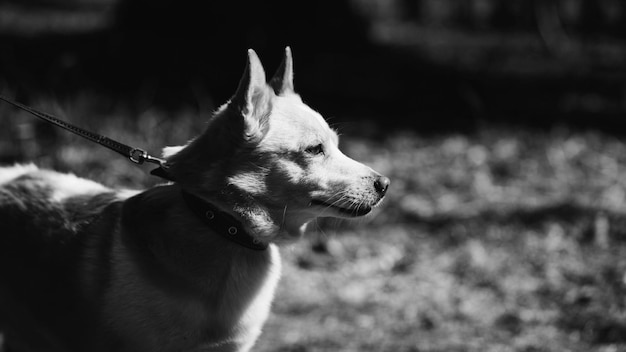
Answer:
281;205;288;230
327;195;350;210
322;190;350;205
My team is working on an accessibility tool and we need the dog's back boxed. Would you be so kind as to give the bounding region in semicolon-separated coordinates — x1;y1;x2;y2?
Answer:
0;164;122;351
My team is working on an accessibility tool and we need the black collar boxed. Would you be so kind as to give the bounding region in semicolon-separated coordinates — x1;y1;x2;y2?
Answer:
181;191;268;251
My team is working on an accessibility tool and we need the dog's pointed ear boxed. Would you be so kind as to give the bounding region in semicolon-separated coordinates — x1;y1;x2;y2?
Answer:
270;46;294;95
230;49;273;142
232;49;269;113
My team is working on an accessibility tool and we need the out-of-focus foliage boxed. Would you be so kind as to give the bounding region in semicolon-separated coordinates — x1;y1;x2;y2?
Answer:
2;0;626;130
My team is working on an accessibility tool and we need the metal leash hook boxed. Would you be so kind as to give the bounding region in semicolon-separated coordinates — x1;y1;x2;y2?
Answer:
129;148;149;164
0;94;175;181
130;147;174;181
129;147;167;167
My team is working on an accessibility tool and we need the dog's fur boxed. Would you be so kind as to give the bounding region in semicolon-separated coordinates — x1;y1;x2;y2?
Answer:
0;48;389;352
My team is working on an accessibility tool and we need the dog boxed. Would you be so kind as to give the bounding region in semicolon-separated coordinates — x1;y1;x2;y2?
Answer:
0;48;389;352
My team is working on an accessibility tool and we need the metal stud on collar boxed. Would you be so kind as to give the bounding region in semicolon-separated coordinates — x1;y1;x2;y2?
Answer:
180;190;268;251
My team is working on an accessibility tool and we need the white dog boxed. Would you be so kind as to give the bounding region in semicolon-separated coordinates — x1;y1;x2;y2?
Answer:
0;48;389;352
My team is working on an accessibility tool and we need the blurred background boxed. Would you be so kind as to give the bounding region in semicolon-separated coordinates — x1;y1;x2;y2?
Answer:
2;0;626;351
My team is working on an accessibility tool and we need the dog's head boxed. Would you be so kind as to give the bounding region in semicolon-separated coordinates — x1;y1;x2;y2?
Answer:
165;48;389;240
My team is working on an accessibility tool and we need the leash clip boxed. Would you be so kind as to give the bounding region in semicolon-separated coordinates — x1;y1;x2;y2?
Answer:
129;148;148;164
129;148;169;168
132;148;174;181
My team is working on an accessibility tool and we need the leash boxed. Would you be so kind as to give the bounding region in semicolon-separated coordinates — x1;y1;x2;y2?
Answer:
0;94;267;250
0;95;174;181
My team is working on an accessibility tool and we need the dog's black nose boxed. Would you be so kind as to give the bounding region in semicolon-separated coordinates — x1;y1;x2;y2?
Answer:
374;176;390;196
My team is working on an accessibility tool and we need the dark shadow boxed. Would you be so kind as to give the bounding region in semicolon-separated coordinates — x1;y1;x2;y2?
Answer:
2;0;626;135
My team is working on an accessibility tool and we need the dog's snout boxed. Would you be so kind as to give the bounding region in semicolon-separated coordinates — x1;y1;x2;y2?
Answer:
374;176;390;196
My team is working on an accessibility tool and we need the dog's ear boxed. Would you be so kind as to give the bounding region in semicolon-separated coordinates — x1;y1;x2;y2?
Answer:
230;49;273;142
269;46;294;95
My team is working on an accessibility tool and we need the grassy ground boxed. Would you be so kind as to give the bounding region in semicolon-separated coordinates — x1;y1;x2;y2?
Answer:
2;97;626;351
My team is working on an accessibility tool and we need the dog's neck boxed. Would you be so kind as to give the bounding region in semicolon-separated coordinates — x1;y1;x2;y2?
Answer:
164;137;311;243
189;184;307;244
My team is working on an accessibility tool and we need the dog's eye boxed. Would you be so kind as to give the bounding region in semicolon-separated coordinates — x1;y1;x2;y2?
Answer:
305;144;324;156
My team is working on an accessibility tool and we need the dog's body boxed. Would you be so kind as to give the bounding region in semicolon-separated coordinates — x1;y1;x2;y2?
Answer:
0;48;389;352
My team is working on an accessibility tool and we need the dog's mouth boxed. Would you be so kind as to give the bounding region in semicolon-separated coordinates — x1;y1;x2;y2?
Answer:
310;199;373;217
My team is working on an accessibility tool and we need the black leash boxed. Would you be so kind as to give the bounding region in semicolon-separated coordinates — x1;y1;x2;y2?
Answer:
0;95;174;181
0;95;267;250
